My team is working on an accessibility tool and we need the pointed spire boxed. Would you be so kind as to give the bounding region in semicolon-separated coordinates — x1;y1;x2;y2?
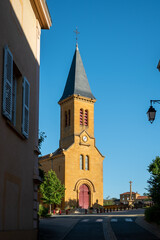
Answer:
59;46;95;102
76;43;79;51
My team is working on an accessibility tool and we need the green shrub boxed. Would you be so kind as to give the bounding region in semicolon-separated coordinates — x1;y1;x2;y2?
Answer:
38;204;49;217
145;205;160;224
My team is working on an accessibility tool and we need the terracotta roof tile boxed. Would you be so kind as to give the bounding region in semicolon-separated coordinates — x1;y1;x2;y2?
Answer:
120;192;136;195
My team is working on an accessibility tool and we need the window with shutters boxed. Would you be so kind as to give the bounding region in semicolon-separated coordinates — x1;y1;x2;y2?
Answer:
80;155;83;170
2;46;30;138
11;77;17;126
85;155;89;170
84;110;88;126
22;77;30;138
80;109;83;125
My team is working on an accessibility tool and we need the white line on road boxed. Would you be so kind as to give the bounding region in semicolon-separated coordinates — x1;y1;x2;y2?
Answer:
96;219;103;222
111;218;118;222
81;219;89;222
125;218;133;222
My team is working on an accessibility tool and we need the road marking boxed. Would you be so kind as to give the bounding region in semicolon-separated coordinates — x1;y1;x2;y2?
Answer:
96;219;103;222
125;218;133;222
81;219;89;222
111;218;118;222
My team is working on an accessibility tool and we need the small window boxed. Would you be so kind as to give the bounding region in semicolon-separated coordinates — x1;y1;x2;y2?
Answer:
84;110;88;126
80;155;83;170
85;155;89;170
68;110;70;126
80;109;83;125
65;111;67;127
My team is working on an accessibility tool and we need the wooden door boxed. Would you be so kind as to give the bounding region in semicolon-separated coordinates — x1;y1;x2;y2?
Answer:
79;184;89;209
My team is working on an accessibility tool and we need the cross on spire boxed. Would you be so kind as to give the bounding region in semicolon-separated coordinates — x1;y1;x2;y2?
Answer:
74;27;80;48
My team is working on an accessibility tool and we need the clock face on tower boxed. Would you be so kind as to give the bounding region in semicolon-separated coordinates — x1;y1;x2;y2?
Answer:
82;136;88;142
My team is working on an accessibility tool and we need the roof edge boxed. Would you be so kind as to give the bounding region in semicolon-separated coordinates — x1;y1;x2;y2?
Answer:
58;94;96;105
31;0;52;29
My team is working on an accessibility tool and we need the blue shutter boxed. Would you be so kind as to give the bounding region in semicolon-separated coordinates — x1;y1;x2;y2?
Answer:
3;46;13;120
12;77;17;126
22;77;30;138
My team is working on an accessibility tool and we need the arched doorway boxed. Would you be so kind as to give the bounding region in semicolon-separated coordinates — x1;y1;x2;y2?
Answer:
79;184;89;209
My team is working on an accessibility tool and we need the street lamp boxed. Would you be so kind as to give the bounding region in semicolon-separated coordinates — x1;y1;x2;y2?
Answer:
147;60;160;123
147;100;160;123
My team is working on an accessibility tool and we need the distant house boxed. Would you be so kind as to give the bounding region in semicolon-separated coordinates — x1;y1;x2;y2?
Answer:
135;196;152;205
0;1;51;239
120;192;152;206
120;192;140;204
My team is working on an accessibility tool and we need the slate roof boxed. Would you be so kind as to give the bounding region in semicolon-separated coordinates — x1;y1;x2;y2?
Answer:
59;45;95;102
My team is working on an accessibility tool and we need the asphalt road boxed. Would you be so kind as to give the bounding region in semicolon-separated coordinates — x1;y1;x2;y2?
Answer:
63;217;105;240
110;216;159;240
39;209;160;240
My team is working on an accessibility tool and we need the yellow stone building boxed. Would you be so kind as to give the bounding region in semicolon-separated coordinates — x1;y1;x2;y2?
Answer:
0;1;51;239
39;44;104;209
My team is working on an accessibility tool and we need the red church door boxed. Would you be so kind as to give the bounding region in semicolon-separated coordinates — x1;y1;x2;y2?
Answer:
79;184;89;209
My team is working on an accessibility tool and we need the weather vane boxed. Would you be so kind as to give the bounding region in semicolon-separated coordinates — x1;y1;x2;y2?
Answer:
74;27;80;45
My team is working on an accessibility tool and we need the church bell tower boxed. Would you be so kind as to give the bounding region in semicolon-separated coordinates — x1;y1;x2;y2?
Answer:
58;44;96;149
39;43;104;209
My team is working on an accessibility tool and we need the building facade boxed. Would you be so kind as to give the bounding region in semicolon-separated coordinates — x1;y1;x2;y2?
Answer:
120;191;141;205
0;1;51;239
39;44;104;209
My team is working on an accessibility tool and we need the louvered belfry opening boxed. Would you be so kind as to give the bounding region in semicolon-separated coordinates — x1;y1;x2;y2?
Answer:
80;108;83;125
65;111;67;127
84;110;88;126
68;109;71;126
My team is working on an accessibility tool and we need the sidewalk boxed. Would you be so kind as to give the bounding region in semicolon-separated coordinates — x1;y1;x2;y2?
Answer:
136;216;160;239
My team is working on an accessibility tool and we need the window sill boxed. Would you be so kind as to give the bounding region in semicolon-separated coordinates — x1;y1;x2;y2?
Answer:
6;119;26;140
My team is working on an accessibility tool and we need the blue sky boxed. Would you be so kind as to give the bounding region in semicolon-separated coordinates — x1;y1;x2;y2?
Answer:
39;0;160;199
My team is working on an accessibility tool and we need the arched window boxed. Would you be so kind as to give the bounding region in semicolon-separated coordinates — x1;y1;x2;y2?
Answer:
65;111;67;127
84;110;88;126
80;109;83;125
85;155;89;170
80;155;83;170
68;109;71;126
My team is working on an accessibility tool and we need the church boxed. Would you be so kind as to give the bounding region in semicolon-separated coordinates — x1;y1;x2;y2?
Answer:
39;43;104;209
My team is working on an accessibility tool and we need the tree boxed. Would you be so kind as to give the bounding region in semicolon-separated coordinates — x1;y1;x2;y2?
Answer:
103;196;117;206
147;156;160;206
143;193;148;196
40;170;65;214
38;131;47;180
38;131;47;153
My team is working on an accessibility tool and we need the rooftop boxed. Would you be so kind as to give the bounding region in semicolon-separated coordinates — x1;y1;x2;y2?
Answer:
59;45;95;102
